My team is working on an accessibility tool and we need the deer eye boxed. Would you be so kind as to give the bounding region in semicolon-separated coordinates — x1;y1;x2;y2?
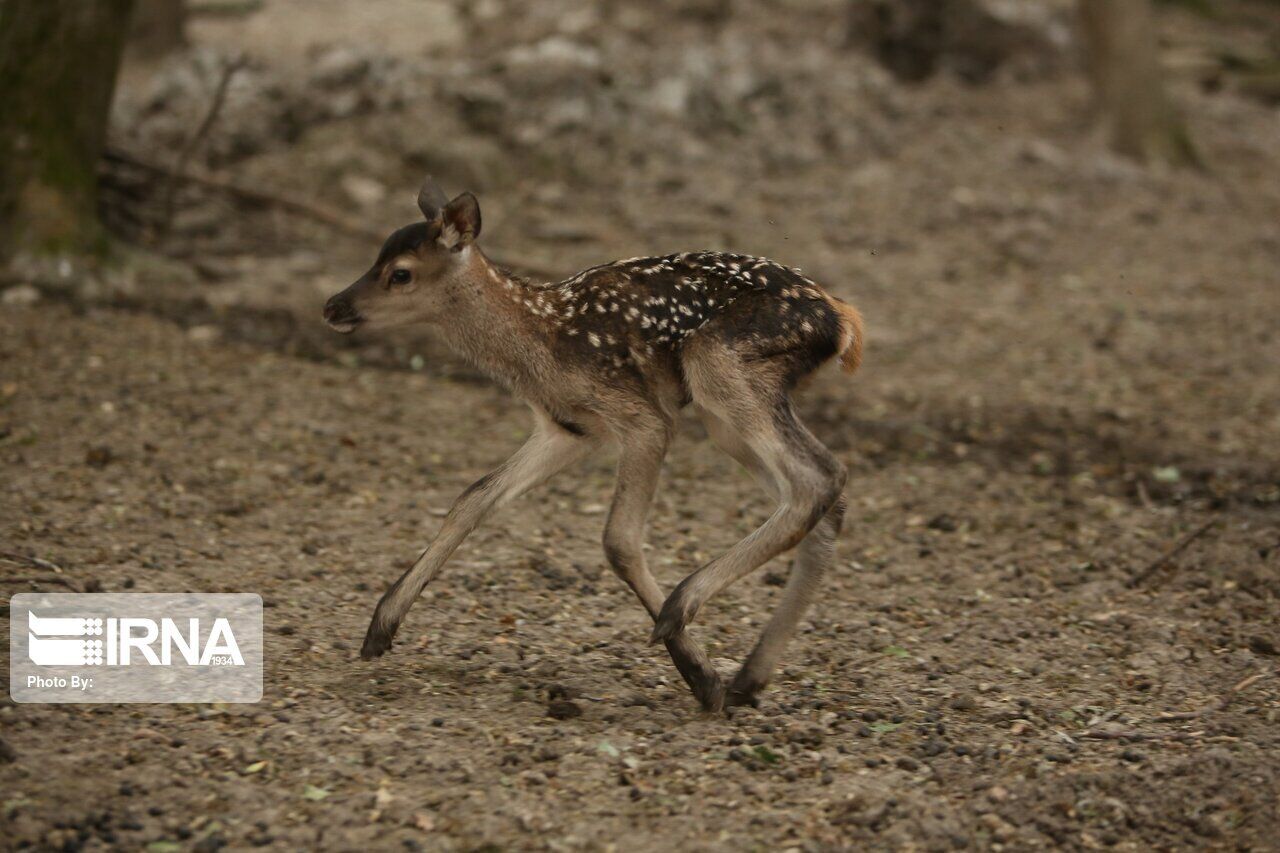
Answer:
389;269;412;286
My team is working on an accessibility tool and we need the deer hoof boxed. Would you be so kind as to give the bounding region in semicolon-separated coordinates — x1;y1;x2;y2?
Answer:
724;671;765;710
724;688;761;710
360;623;395;660
696;683;726;714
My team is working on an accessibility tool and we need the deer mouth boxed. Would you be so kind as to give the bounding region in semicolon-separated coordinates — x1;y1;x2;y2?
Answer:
326;316;362;334
323;300;364;334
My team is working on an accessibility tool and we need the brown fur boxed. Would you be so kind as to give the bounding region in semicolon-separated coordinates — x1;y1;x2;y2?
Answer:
325;178;866;712
831;298;865;374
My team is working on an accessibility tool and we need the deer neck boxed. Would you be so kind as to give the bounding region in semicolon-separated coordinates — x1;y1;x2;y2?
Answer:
434;248;557;394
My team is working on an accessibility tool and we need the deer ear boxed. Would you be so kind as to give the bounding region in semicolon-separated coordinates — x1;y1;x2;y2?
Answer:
417;176;449;221
439;192;481;251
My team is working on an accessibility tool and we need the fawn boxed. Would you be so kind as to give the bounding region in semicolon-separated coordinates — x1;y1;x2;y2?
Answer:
324;178;863;711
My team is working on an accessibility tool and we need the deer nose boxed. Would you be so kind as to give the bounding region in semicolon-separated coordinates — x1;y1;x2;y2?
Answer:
323;296;350;321
323;295;363;331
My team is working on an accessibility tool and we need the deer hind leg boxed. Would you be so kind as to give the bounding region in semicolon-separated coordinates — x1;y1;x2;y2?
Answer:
361;409;598;659
603;420;725;711
699;408;846;708
652;341;846;647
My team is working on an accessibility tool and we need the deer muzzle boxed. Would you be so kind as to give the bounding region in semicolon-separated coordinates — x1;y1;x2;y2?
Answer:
323;293;364;334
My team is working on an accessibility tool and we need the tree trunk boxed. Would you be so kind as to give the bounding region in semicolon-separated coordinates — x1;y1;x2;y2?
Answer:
130;0;187;58
0;0;136;260
1078;0;1199;168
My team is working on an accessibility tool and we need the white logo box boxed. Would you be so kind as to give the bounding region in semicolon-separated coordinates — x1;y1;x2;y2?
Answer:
9;593;262;703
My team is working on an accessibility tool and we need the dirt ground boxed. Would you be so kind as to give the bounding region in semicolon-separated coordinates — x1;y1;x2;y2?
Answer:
4;0;1280;850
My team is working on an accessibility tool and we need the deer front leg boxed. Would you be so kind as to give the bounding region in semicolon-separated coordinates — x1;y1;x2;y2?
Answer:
361;415;596;659
603;426;725;711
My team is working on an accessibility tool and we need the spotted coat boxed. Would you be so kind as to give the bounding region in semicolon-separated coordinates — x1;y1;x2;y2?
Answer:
487;251;850;392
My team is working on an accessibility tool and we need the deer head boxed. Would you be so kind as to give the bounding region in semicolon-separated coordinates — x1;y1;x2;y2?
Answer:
322;177;482;334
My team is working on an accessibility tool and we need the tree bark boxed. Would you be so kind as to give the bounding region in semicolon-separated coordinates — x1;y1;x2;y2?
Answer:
0;0;136;260
1078;0;1199;168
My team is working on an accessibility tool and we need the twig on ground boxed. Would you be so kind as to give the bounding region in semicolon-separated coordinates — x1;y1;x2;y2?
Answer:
1135;480;1154;511
0;550;68;574
1127;518;1217;588
160;54;248;238
1078;728;1204;742
105;148;385;241
1156;670;1276;722
2;575;83;592
105;148;564;282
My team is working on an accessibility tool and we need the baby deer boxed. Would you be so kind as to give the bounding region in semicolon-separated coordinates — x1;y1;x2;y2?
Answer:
324;178;863;711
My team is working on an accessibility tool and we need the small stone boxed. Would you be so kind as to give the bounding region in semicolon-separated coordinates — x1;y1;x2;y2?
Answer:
622;693;655;709
1020;139;1067;168
546;683;577;700
85;446;114;468
340;174;386;208
173;204;222;236
2;284;40;306
547;699;582;720
187;325;222;344
520;769;548;786
310;47;370;88
1247;635;1276;656
927;513;959;532
895;756;919;771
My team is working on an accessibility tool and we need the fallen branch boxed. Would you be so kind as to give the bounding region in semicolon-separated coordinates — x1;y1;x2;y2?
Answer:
0;550;68;574
1127;518;1217;588
0;552;97;592
103;148;564;281
2;575;83;592
105;148;385;241
160;54;248;238
1156;669;1276;722
1078;728;1203;742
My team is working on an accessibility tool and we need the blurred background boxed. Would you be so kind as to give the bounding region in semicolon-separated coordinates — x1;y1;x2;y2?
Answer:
3;0;1278;488
1;1;1278;850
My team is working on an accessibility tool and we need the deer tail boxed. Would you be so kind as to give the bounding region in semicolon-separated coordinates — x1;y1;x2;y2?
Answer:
830;297;864;374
